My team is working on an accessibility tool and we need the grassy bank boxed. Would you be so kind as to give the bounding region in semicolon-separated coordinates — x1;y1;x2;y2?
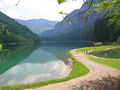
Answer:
76;45;120;70
1;52;89;90
76;45;120;53
87;56;120;70
90;48;120;59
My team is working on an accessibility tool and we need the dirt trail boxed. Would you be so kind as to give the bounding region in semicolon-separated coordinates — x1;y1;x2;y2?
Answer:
27;50;120;90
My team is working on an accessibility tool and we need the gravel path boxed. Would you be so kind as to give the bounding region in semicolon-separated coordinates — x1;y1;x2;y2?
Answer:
27;50;120;90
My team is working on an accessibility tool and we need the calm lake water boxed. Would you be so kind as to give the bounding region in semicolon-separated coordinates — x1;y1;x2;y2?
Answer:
0;42;93;87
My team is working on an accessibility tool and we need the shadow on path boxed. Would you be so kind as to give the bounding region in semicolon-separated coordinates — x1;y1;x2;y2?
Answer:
70;76;120;90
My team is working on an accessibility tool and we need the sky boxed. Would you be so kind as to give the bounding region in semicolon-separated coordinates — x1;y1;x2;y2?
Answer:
0;0;84;21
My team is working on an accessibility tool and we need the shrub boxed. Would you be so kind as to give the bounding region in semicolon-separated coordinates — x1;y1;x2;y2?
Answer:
0;44;2;49
117;37;120;45
94;42;102;46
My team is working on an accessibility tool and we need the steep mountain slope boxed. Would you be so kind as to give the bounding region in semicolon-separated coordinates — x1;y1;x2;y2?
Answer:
41;0;102;41
0;11;40;44
15;19;58;34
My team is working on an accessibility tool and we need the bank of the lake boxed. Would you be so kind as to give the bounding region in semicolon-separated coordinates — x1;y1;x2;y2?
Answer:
27;45;120;90
1;44;120;90
89;48;120;59
0;42;91;90
76;45;120;70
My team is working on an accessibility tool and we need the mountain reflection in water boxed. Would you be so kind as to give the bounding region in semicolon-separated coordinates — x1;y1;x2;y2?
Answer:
0;42;93;87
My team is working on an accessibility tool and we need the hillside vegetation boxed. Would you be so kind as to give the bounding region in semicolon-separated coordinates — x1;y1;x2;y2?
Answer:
94;18;120;42
0;12;40;44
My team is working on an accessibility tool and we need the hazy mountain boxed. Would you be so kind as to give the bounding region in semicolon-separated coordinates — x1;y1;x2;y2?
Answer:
15;19;58;34
41;0;102;41
0;11;40;44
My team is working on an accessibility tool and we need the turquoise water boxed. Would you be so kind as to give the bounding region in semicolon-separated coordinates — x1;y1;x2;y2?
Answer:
0;42;93;87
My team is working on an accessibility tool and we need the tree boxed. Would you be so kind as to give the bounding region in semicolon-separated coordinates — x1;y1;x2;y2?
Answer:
94;18;120;42
57;0;120;25
117;37;120;45
93;0;120;25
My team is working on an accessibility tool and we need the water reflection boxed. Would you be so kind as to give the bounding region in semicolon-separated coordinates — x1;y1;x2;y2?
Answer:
0;45;39;74
0;42;93;87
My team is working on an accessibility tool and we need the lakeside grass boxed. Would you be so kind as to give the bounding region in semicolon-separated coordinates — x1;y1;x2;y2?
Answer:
87;56;120;70
76;45;120;70
76;45;120;52
89;48;120;59
1;52;89;90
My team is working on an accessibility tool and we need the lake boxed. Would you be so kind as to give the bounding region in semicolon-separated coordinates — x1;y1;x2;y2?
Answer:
0;42;93;87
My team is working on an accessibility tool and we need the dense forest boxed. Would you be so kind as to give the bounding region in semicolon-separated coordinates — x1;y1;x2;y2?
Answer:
0;12;40;44
94;18;120;42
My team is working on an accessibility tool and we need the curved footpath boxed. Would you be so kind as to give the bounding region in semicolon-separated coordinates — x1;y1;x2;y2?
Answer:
27;50;120;90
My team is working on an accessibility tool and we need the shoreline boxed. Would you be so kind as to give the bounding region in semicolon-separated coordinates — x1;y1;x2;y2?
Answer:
1;51;89;90
0;59;73;88
28;49;120;90
88;47;120;60
1;45;120;90
0;56;72;88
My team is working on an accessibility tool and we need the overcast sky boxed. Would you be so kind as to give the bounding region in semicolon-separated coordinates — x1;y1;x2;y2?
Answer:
0;0;84;21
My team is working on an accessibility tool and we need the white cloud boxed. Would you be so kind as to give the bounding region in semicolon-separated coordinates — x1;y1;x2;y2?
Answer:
0;0;84;21
4;9;20;19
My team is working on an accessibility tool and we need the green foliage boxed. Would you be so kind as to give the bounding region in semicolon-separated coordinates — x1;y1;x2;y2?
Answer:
1;54;89;90
57;0;66;4
0;44;2;49
94;42;102;46
67;21;72;24
0;12;40;44
85;1;91;6
117;37;120;45
99;0;104;2
87;10;92;15
94;0;120;25
57;0;77;4
94;18;120;42
58;11;67;15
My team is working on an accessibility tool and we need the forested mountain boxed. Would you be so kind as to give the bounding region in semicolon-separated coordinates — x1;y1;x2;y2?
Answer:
15;19;58;34
0;11;40;44
40;0;102;41
94;18;120;42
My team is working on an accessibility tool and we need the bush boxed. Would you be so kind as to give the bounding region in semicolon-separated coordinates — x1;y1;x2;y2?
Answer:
0;44;2;49
117;37;120;45
94;42;102;46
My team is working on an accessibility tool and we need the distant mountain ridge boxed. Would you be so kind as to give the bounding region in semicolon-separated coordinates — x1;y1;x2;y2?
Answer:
0;11;40;44
40;0;102;41
15;19;58;34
